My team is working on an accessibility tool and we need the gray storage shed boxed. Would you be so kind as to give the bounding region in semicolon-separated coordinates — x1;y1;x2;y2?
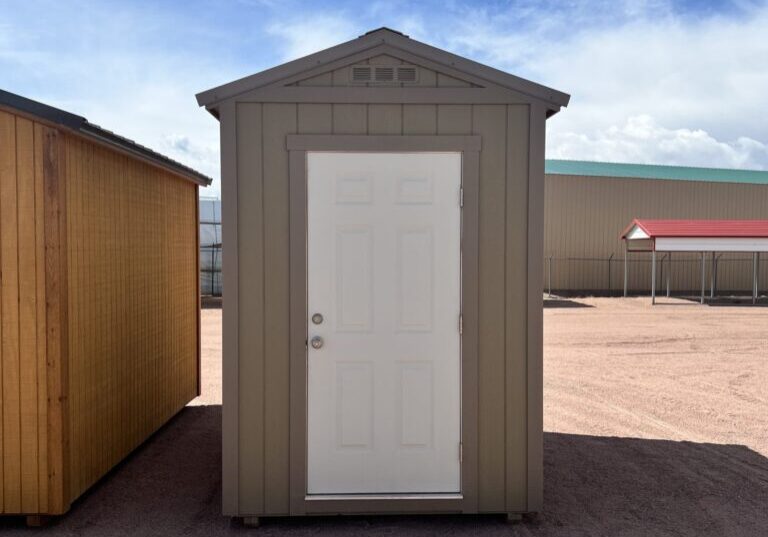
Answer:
197;28;569;523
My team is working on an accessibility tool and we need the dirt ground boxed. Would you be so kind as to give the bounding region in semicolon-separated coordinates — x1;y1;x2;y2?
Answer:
3;296;767;536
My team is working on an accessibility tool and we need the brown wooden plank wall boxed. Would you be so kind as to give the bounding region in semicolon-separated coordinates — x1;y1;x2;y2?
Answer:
233;66;535;514
544;174;768;293
63;133;199;504
0;110;51;514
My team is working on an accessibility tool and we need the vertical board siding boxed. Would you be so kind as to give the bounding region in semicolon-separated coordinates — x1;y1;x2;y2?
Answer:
0;109;199;515
16;117;39;513
64;133;199;505
261;103;296;514
33;123;49;514
0;109;21;513
44;126;68;514
543;174;768;292
472;105;507;511
505;105;530;512
236;103;265;515
0;111;51;513
235;94;536;514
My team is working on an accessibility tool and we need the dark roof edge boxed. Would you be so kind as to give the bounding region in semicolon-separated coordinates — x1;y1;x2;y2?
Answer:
196;27;570;113
0;89;212;187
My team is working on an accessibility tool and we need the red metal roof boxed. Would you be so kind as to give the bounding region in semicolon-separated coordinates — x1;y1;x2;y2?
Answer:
622;219;768;239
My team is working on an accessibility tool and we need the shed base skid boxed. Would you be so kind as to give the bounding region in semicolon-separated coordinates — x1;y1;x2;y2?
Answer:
26;515;52;527
242;516;260;527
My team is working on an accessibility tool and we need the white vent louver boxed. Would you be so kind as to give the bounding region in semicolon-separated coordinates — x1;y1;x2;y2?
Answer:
352;66;372;82
397;67;417;82
350;65;419;84
375;66;395;82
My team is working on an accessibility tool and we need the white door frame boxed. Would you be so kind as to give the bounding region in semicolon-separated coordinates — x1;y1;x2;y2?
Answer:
306;152;462;495
288;135;481;515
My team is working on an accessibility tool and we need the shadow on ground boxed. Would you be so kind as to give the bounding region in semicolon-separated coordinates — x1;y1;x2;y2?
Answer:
202;296;223;309
544;298;593;308
4;406;767;536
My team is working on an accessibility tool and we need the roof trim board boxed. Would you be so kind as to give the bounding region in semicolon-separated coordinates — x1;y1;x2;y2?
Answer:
0;89;212;186
196;28;569;113
622;219;768;240
654;237;768;252
546;159;768;185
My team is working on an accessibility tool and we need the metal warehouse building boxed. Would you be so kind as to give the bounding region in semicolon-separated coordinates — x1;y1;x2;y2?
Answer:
543;160;768;295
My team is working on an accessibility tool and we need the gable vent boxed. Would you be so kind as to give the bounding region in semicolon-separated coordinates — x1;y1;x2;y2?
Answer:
374;66;395;82
349;64;420;84
352;66;372;82
397;66;417;82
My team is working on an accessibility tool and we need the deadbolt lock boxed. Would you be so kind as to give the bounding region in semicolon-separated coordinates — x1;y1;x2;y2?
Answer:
311;313;324;325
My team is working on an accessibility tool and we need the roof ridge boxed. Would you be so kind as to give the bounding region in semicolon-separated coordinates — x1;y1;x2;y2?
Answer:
545;159;768;185
546;158;768;175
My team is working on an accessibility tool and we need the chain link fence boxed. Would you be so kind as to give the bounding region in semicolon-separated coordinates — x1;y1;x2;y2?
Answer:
544;253;766;297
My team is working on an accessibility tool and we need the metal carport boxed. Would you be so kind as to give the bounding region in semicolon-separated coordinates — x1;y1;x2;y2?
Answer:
621;219;768;304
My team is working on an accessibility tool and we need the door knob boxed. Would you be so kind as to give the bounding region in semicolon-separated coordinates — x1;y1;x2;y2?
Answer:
310;336;324;349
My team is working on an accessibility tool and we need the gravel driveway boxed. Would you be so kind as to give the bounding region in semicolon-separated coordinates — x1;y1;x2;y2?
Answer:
3;298;766;536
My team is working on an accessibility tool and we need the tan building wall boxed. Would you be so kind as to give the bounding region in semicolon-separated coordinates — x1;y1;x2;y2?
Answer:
544;173;768;294
0;106;200;516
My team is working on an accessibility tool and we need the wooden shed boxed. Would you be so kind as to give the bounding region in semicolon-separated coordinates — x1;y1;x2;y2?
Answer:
197;28;569;522
0;90;210;521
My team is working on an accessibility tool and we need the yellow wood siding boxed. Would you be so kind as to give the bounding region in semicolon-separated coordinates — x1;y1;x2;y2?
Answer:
0;111;51;514
63;134;199;503
0;106;199;516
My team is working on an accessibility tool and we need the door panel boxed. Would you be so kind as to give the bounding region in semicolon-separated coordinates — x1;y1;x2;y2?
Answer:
307;152;462;495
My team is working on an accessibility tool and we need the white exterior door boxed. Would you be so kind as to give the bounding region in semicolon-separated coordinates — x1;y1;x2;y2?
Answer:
306;152;462;495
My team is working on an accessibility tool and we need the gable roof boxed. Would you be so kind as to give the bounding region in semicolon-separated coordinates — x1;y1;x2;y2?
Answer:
196;27;570;116
0;89;212;186
546;159;768;186
622;219;768;240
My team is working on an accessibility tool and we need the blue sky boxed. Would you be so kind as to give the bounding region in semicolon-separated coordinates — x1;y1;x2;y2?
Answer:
2;0;768;195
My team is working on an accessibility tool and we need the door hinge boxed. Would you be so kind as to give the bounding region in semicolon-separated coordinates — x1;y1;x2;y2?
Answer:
459;442;463;463
458;314;463;334
459;187;464;208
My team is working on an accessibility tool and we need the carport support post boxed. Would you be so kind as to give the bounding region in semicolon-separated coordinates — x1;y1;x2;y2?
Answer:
623;241;628;297
548;256;552;298
666;252;671;298
710;252;716;299
700;252;706;305
753;252;758;305
651;249;657;305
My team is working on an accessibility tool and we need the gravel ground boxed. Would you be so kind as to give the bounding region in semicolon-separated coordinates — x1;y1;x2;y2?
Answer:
3;296;767;536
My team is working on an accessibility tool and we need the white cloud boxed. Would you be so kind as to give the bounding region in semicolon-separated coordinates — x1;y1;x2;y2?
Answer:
549;115;768;169
441;1;768;170
267;15;358;61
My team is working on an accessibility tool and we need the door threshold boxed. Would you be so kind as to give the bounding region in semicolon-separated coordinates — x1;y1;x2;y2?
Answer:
306;493;463;501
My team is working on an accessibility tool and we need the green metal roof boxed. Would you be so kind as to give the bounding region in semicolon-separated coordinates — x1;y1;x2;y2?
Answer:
545;159;768;185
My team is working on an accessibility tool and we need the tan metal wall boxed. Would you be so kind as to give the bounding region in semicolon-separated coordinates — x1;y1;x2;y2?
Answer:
544;174;768;293
0;106;200;516
226;59;543;516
